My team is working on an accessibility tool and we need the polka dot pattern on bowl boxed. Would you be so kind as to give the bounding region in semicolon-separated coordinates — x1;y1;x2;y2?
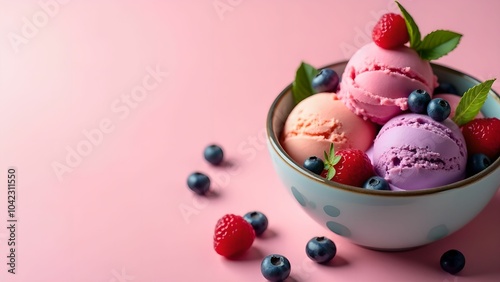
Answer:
291;186;306;207
326;221;352;237
290;186;451;243
323;205;340;217
427;224;449;241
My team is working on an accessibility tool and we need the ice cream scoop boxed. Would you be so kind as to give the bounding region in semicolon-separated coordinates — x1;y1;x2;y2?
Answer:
340;42;438;124
281;93;377;165
373;113;467;190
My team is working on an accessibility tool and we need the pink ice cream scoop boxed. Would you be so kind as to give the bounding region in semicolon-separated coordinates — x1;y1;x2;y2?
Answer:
340;42;438;124
373;113;467;191
281;93;377;165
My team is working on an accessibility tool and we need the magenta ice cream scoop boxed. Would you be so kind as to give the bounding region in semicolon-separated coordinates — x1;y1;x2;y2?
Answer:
339;43;438;124
373;113;467;191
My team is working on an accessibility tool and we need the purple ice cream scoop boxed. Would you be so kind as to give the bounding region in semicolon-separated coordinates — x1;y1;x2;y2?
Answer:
373;113;467;191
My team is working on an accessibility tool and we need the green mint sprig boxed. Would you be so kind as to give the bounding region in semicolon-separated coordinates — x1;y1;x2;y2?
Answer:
323;144;341;180
453;79;496;126
292;62;319;105
396;1;462;60
395;1;421;48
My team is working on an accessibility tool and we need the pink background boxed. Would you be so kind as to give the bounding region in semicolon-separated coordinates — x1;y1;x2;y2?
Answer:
1;0;499;281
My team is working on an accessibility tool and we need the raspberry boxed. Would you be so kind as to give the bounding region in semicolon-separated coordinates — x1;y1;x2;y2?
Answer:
213;214;255;257
461;118;500;160
331;149;375;187
372;13;409;49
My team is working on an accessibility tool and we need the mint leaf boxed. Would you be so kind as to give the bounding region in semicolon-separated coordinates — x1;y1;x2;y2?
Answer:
396;1;461;60
418;30;462;60
453;79;496;126
292;62;319;105
396;1;421;48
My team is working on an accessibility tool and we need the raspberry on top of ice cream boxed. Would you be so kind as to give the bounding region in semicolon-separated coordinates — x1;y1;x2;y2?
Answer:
338;1;463;125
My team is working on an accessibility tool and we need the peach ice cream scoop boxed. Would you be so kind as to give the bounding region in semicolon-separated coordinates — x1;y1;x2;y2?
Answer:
340;42;438;124
281;93;377;165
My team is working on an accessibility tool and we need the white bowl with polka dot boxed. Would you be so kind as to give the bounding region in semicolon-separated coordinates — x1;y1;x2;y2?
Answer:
266;61;500;250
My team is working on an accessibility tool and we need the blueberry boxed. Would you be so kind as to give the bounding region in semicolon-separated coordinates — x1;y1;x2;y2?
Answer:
261;254;291;282
204;144;224;165
303;156;325;175
427;98;451;122
467;153;491;176
434;82;459;95
187;172;210;195
305;236;337;264
440;249;466;274
363;176;390;191
408;89;431;114
312;69;339;93
243;211;268;236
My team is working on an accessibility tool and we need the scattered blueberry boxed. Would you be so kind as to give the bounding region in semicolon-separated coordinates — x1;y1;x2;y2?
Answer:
434;82;459;95
363;176;390;191
427;98;451;122
467;153;491;176
304;156;325;175
312;68;339;93
243;211;269;236
261;254;291;282
305;236;337;264
204;144;224;165
408;89;431;114
187;172;210;195
440;249;466;274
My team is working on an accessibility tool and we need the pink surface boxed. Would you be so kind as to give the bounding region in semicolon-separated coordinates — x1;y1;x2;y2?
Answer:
0;0;499;281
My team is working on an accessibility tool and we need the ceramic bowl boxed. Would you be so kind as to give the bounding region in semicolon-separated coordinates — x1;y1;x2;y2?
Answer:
266;61;500;250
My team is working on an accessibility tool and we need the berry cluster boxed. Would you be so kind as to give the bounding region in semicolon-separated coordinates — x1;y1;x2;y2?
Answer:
260;236;338;281
462;117;500;176
303;145;387;190
213;211;337;281
406;87;499;176
186;144;225;195
213;212;269;257
407;89;451;121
